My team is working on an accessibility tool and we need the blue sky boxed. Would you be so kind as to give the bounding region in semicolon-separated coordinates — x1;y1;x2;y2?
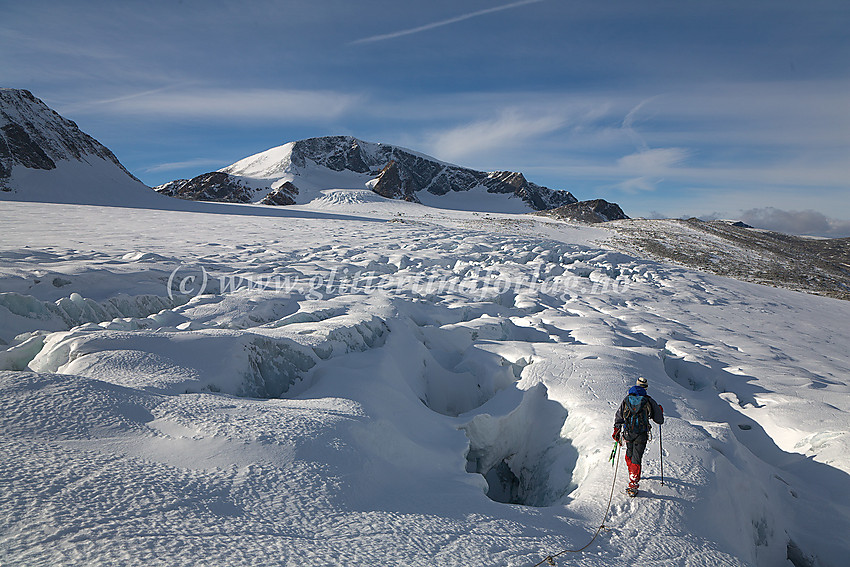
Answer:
3;0;849;235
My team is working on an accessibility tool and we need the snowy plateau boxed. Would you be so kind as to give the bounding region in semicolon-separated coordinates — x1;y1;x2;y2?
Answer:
2;89;850;567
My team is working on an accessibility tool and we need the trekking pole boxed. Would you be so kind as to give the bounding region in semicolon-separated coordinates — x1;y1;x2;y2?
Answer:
659;423;664;486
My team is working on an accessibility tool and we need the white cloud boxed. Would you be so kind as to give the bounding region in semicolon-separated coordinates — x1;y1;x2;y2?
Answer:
612;147;690;192
426;110;566;163
739;207;850;238
617;147;690;174
617;177;657;193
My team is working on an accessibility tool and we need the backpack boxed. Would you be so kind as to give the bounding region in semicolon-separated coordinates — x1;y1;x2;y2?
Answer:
622;394;651;437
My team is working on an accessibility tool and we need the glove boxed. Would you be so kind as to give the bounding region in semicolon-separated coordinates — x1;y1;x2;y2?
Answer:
612;427;621;441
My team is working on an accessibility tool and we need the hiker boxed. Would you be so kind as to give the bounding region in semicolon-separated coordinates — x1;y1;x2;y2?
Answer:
613;377;664;496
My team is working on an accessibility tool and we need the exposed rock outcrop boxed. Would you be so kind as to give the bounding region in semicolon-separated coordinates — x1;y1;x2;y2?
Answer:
154;172;262;203
536;199;629;223
259;181;299;206
371;160;418;201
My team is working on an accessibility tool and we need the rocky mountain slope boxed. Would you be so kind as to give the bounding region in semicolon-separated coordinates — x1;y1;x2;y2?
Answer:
607;217;850;300
156;136;578;212
0;89;157;205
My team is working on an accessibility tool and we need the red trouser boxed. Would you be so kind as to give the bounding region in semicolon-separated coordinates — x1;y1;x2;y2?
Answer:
625;454;642;488
623;431;648;489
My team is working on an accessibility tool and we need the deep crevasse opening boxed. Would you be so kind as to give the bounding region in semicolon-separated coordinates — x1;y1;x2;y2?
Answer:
461;383;578;507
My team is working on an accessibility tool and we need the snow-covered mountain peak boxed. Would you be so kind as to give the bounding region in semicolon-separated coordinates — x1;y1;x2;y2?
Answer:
221;141;297;179
159;135;580;212
222;135;452;179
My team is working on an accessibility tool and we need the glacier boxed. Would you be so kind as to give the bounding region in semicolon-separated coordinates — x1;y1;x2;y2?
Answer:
1;195;849;567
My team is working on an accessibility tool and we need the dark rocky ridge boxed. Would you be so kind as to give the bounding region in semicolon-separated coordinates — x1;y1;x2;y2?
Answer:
372;160;413;200
291;136;578;210
156;174;300;205
534;199;629;223
259;182;298;206
0;88;140;192
154;172;262;203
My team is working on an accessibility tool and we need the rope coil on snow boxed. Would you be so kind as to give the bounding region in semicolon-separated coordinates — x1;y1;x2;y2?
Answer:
530;442;622;567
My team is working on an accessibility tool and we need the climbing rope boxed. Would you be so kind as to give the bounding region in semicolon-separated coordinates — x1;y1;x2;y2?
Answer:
530;441;622;567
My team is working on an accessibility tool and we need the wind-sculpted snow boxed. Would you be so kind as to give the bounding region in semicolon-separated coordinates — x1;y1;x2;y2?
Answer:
1;199;850;566
0;291;186;361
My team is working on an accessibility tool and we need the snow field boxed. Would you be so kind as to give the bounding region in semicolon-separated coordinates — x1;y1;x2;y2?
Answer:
1;199;849;566
2;158;169;207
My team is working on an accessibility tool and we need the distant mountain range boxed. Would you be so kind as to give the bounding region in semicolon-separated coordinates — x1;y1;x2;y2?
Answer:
0;88;625;216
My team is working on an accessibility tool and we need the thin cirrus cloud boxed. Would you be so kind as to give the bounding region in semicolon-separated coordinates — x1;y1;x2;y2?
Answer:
621;97;661;153
144;158;229;174
72;88;362;123
350;0;546;45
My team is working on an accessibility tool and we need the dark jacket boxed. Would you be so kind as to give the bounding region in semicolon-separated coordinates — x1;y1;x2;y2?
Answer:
613;386;664;436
